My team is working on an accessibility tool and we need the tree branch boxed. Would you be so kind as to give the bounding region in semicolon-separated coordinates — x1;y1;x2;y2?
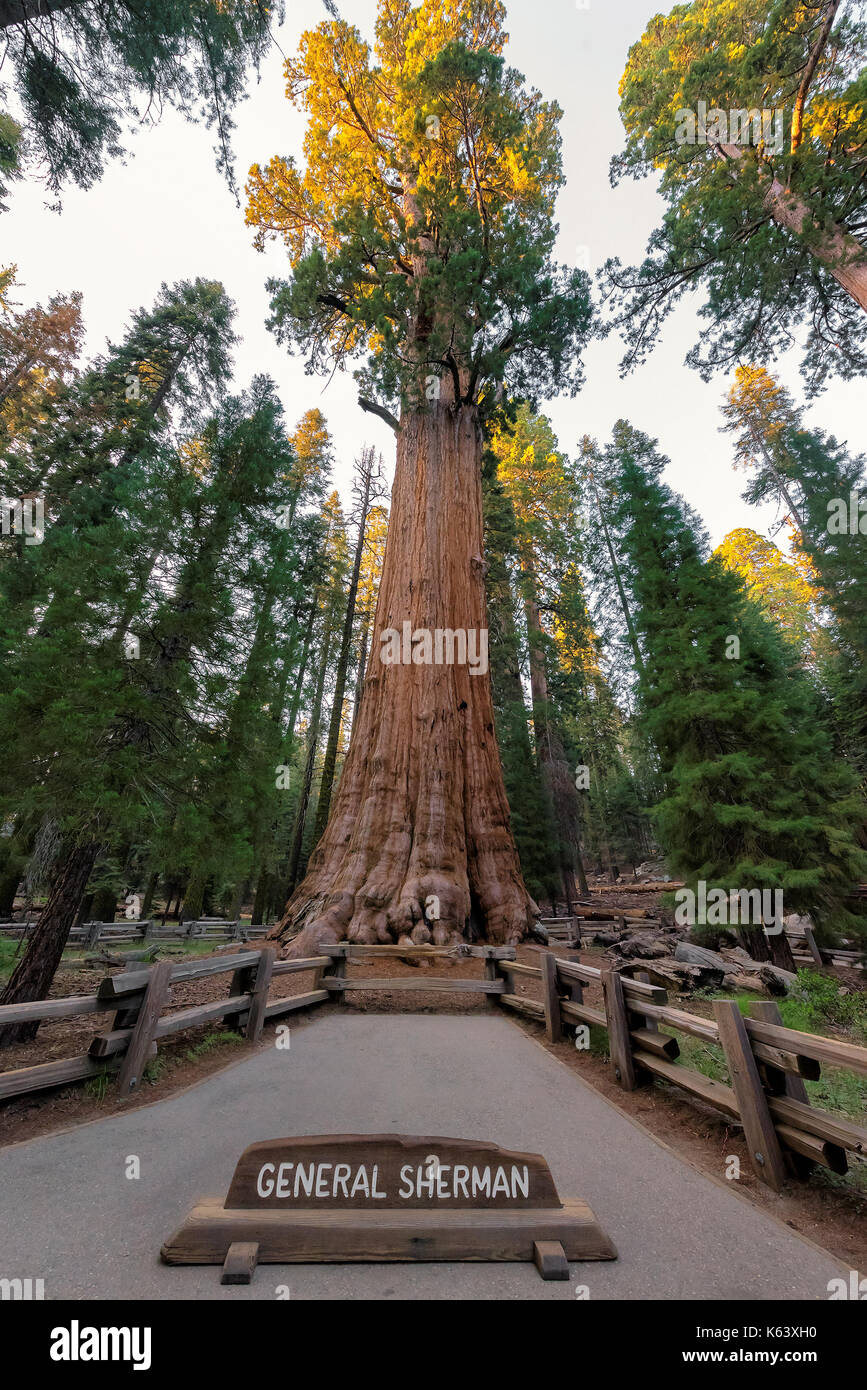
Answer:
317;293;352;316
0;0;79;29
358;396;399;432
792;1;842;154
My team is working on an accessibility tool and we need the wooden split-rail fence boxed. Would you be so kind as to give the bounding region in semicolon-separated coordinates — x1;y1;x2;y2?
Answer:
492;949;867;1192
0;918;270;947
0;946;328;1104
0;940;865;1194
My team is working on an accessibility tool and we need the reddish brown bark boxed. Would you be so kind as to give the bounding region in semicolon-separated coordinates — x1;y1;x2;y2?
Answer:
0;839;99;1047
273;400;537;953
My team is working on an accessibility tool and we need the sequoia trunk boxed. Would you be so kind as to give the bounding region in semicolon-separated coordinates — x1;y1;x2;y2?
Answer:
273;402;537;952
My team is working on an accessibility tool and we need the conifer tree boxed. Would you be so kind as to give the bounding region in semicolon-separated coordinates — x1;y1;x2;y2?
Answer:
490;405;590;904
482;446;559;905
314;447;386;841
722;364;867;774
607;0;867;390
247;0;592;950
606;420;867;952
0;0;281;198
0;367;294;1038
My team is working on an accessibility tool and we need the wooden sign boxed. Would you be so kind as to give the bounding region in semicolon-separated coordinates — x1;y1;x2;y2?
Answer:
161;1134;617;1282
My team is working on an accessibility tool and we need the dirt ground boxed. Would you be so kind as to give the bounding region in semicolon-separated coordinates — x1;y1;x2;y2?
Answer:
1;919;865;1272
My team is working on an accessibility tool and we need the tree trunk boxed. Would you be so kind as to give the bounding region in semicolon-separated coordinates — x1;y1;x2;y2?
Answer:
182;869;206;923
274;402;537;952
0;862;21;917
0;1;80;29
314;456;375;840
353;608;371;726
524;590;590;901
139;871;158;921
284;604;337;895
719;143;867;313
0;840;99;1046
251;868;269;926
90;884;117;923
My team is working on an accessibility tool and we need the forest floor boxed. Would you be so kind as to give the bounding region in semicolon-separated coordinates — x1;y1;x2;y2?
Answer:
0;901;865;1271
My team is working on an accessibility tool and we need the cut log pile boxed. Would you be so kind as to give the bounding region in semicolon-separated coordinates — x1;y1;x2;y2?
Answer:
571;907;864;997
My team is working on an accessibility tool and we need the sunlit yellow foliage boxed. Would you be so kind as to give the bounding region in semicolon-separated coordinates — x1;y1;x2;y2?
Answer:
714;526;828;664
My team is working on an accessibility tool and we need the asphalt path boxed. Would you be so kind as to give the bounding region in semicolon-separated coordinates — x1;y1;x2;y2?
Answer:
0;1012;847;1300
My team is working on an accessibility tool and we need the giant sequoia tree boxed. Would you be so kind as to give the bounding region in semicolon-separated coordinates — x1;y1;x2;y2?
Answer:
606;0;867;391
246;0;592;949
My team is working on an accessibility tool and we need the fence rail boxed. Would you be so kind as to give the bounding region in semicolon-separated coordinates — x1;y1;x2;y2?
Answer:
2;937;864;1195
0;918;270;946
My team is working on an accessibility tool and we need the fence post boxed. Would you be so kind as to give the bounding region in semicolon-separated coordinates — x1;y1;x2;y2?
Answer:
749;999;817;1179
802;926;824;967
244;947;276;1042
600;965;637;1090
540;951;562;1043
225;949;257;1033
713;999;787;1192
633;969;658;1031
564;952;584;1004
117;960;173;1095
322;944;348;999
86;921;102;949
483;947;503;1009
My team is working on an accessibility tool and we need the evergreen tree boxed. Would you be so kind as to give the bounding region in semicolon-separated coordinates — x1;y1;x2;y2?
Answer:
714;527;828;667
722;364;867;775
247;0;592;951
607;0;867;391
490;405;590;905
606;420;867;952
0;0;281;198
0;365;297;1038
313;447;385;841
482;444;558;906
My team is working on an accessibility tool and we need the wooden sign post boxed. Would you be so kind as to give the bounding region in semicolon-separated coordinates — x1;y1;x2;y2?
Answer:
161;1134;616;1282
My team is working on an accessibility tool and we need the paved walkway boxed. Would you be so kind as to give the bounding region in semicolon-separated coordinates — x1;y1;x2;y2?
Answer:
0;1013;846;1300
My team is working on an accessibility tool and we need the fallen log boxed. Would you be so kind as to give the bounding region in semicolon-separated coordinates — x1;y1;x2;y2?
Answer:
572;904;655;921
588;882;683;894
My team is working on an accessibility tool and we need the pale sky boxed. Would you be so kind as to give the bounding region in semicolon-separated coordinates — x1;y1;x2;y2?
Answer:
4;0;864;546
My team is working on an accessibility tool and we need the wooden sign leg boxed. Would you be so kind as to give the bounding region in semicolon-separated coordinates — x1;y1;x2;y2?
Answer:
221;1242;260;1286
533;1241;570;1280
